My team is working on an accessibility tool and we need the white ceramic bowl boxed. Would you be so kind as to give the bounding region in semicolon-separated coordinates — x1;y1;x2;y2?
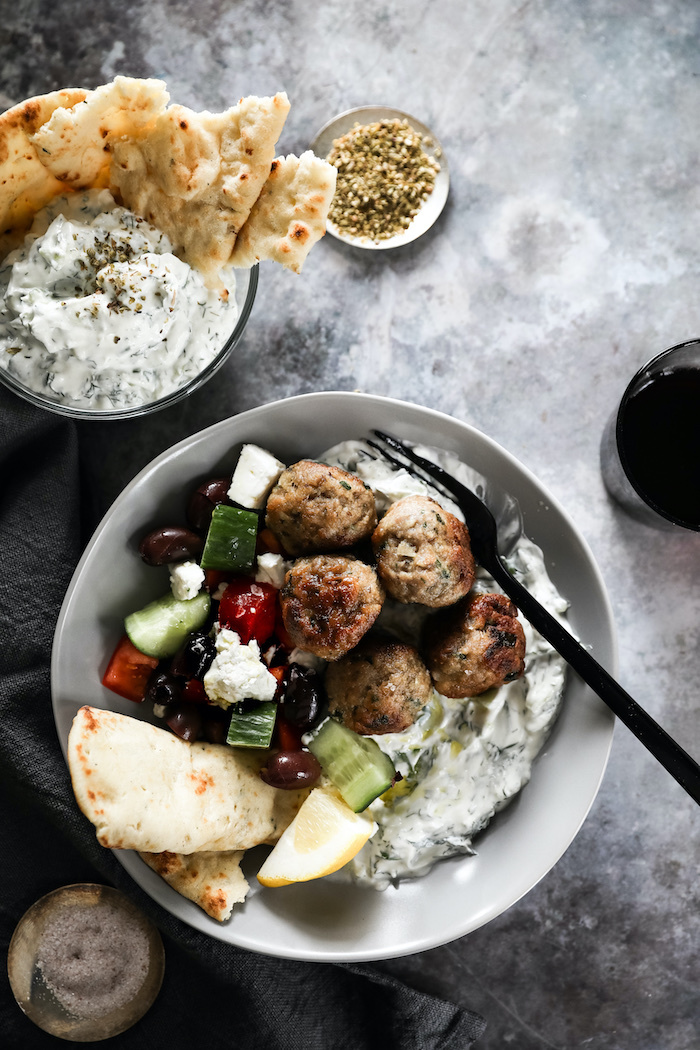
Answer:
51;392;616;961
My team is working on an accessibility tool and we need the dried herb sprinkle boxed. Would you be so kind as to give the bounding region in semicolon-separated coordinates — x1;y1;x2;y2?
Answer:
327;118;440;241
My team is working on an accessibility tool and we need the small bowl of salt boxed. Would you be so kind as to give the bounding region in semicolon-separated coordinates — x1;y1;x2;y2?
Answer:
7;883;164;1041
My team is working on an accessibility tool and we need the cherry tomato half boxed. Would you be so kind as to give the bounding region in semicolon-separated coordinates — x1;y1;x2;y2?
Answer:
218;577;278;646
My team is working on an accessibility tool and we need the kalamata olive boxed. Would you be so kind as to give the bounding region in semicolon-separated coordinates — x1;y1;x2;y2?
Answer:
165;702;203;742
138;526;203;566
145;670;182;707
282;664;325;731
187;477;231;531
170;631;216;680
202;705;230;745
260;750;321;789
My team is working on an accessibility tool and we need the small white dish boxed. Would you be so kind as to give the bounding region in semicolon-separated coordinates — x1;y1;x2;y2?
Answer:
310;106;449;249
51;392;615;962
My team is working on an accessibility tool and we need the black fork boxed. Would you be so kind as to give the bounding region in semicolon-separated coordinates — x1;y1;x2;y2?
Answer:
369;430;700;807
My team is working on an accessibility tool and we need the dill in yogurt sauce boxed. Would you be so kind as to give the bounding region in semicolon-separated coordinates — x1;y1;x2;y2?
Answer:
321;441;569;888
0;189;237;410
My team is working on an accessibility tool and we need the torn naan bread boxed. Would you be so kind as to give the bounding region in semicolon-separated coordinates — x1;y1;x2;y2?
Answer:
0;88;87;259
30;76;170;188
109;92;291;280
68;706;307;853
139;849;248;922
230;150;337;273
1;79;333;279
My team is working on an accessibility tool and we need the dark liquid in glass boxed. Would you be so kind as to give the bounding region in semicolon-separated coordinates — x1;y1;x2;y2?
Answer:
619;367;700;526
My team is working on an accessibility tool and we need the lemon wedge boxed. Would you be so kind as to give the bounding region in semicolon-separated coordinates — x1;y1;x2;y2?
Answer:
257;787;376;887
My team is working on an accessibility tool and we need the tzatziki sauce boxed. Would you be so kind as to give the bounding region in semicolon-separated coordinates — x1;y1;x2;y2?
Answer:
321;440;569;889
0;189;237;410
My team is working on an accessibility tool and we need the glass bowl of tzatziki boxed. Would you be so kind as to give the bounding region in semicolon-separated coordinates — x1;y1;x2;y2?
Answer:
0;189;257;419
51;392;617;962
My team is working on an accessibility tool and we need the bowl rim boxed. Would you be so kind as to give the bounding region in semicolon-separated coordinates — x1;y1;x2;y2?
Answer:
51;391;617;961
0;264;258;420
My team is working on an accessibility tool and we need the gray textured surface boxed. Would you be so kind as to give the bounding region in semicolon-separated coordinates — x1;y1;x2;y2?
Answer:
2;1;699;1047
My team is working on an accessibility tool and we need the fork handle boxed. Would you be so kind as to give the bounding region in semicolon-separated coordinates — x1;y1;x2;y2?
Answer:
488;556;700;806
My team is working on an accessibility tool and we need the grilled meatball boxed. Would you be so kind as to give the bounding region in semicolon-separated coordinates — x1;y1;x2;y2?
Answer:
265;460;377;556
371;494;475;607
326;637;432;735
280;554;384;661
425;592;526;698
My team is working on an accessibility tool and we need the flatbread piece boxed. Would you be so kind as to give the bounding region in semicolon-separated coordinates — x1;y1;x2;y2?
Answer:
68;705;307;853
230;150;337;273
0;88;87;259
30;76;170;188
139;849;248;922
110;92;291;280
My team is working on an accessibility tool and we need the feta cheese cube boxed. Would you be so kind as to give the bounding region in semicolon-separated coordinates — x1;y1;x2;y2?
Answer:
169;559;206;601
228;444;286;510
255;552;290;589
203;628;277;710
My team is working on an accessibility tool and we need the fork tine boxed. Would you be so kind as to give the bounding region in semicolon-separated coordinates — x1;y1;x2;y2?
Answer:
370;430;482;510
365;438;457;507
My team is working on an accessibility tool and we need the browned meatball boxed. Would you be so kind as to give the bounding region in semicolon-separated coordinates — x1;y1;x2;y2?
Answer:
280;554;384;661
425;592;526;698
325;637;433;735
371;494;475;607
265;460;377;556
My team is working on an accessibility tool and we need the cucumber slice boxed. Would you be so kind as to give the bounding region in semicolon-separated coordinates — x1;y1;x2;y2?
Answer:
226;702;277;748
200;505;258;572
125;591;211;659
308;718;395;812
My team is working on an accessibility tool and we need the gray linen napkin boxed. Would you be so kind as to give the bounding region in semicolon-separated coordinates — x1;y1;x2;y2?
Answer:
0;388;486;1049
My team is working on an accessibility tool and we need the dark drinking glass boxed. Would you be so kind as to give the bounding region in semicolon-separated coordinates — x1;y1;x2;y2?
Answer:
600;339;700;531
